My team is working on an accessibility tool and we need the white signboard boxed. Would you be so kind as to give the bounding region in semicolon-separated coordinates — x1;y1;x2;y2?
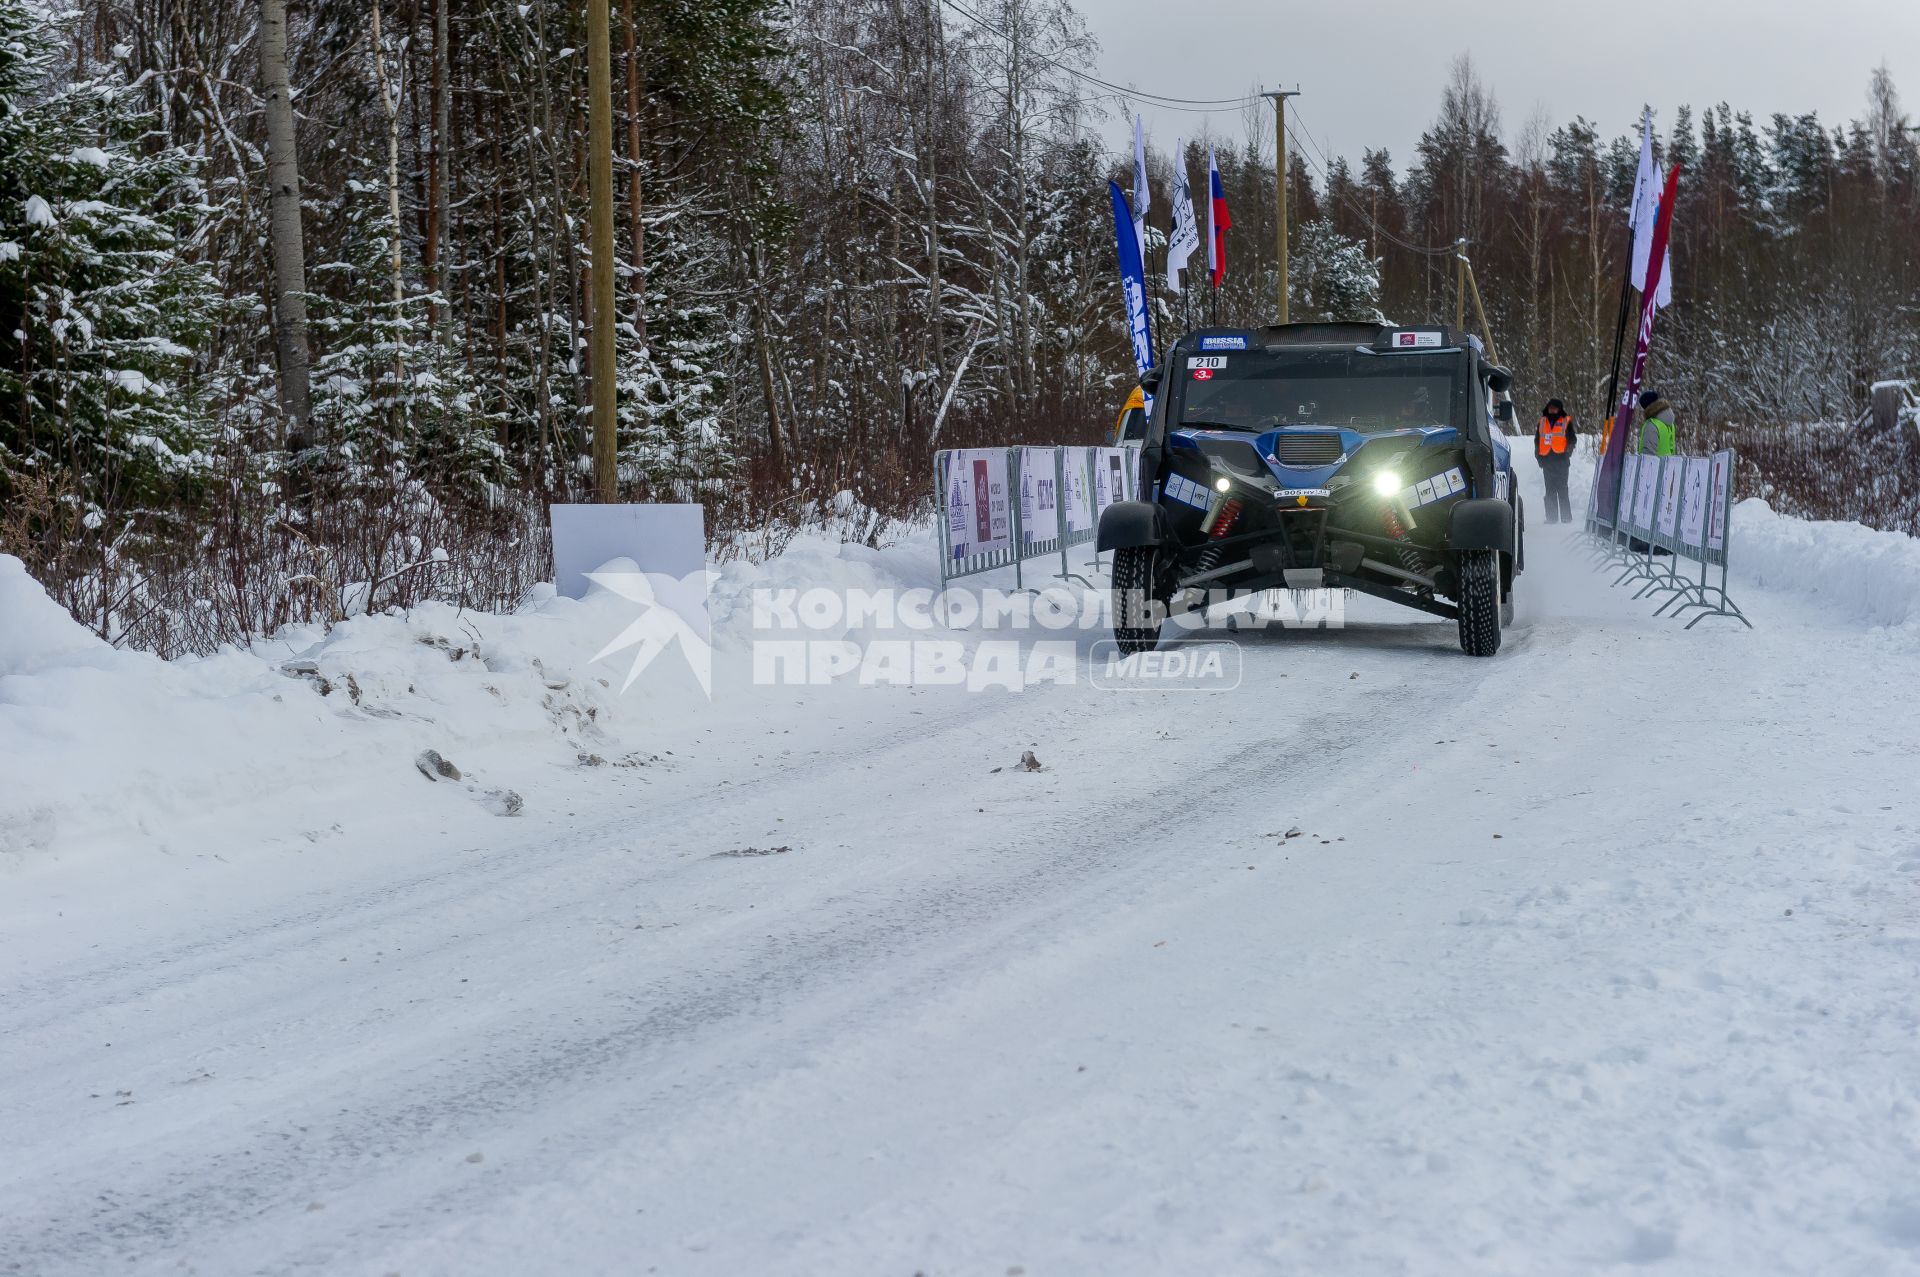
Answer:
1617;453;1641;526
1632;454;1662;530
1708;450;1733;552
944;448;1011;562
1092;447;1132;514
1680;457;1711;549
550;503;705;601
1656;458;1684;539
1062;448;1095;535
1019;447;1060;546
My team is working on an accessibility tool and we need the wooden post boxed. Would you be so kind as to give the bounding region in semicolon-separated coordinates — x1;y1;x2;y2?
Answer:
1263;89;1299;324
1455;239;1467;331
587;0;619;502
1462;251;1501;366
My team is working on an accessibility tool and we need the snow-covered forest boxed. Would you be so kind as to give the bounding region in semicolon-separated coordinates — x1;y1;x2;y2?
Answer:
4;0;1919;653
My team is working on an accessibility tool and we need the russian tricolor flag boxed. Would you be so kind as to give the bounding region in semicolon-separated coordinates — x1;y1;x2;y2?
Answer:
1207;144;1230;288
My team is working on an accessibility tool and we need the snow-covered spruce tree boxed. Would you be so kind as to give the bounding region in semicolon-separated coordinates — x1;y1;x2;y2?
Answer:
613;198;744;502
1290;219;1384;323
0;5;221;540
307;178;510;500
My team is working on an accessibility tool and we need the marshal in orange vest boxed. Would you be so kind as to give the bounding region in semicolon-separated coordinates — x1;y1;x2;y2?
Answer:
1536;415;1570;457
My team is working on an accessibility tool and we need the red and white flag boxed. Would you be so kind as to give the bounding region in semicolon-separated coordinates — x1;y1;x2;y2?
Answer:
1207;144;1230;288
1628;110;1672;308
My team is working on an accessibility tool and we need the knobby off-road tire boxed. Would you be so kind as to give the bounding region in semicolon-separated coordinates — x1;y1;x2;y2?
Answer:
1457;549;1504;657
1111;545;1171;656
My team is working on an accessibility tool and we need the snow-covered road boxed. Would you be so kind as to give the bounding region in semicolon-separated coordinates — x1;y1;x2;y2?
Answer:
5;465;1920;1276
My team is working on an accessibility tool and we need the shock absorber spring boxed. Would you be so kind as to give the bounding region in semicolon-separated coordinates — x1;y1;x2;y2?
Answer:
1382;505;1434;597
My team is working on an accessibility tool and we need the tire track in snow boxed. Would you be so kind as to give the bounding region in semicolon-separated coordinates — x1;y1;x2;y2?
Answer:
3;635;1508;1275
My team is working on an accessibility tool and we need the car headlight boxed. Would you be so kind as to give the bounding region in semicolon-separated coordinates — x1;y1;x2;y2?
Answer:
1370;470;1402;497
1214;476;1232;493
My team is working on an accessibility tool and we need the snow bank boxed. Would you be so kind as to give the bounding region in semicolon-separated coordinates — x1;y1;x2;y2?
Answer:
0;559;661;861
0;532;958;865
1731;498;1920;632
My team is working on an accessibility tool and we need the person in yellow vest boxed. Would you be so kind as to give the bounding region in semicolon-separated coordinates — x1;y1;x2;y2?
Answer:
1535;398;1576;523
1636;390;1677;456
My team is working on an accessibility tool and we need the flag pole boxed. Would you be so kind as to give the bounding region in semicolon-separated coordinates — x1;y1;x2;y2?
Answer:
1600;253;1635;442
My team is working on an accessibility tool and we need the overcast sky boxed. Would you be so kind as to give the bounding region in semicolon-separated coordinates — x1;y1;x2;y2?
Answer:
1083;0;1920;175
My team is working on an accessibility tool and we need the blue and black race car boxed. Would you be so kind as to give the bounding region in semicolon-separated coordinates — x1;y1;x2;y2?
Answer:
1098;322;1524;657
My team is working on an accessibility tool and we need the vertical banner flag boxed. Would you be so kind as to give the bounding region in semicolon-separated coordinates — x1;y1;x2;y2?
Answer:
1132;116;1150;269
1628;110;1658;288
1166;141;1200;290
1109;180;1155;384
1208;144;1230;288
1598;162;1683;514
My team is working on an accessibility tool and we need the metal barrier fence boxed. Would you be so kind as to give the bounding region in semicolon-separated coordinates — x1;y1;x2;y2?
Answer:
1582;448;1749;628
935;446;1136;589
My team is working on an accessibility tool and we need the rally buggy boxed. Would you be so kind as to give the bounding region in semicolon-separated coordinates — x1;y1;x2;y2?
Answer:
1097;322;1524;657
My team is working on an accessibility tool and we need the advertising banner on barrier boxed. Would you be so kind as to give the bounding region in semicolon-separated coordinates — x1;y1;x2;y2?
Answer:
1581;447;1750;629
1092;447;1131;514
1618;453;1641;526
1657;459;1684;540
1063;449;1095;535
1019;447;1060;548
945;448;1011;561
1632;455;1661;530
1680;457;1710;548
1708;450;1732;552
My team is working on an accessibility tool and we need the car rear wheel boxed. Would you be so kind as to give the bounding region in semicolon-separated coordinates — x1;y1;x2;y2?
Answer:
1457;549;1504;657
1111;545;1171;656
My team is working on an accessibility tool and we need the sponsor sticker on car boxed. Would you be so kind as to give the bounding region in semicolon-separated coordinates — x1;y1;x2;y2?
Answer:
1198;335;1249;350
1163;473;1210;510
1389;330;1444;349
1400;467;1467;509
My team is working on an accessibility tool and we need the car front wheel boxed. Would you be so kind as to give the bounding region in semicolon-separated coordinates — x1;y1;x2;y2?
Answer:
1457;549;1504;657
1111;545;1171;656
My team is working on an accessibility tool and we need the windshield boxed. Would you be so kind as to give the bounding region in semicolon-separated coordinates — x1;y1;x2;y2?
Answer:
1174;348;1465;434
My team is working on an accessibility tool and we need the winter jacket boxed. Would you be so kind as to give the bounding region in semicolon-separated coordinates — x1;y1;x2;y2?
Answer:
1635;399;1676;456
1535;413;1575;466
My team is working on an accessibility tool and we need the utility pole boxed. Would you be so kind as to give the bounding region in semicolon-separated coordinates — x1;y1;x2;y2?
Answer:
587;0;619;502
1262;88;1300;324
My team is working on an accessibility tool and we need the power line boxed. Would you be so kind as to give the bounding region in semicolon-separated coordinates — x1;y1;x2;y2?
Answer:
1286;102;1457;257
936;0;1455;259
936;0;1262;111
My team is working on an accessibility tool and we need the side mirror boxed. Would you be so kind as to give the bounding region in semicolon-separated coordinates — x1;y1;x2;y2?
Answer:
1494;401;1515;424
1139;367;1162;395
1485;365;1514;394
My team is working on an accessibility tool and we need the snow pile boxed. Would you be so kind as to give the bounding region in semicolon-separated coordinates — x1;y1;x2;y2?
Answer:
0;532;960;864
1731;498;1920;632
0;558;649;861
